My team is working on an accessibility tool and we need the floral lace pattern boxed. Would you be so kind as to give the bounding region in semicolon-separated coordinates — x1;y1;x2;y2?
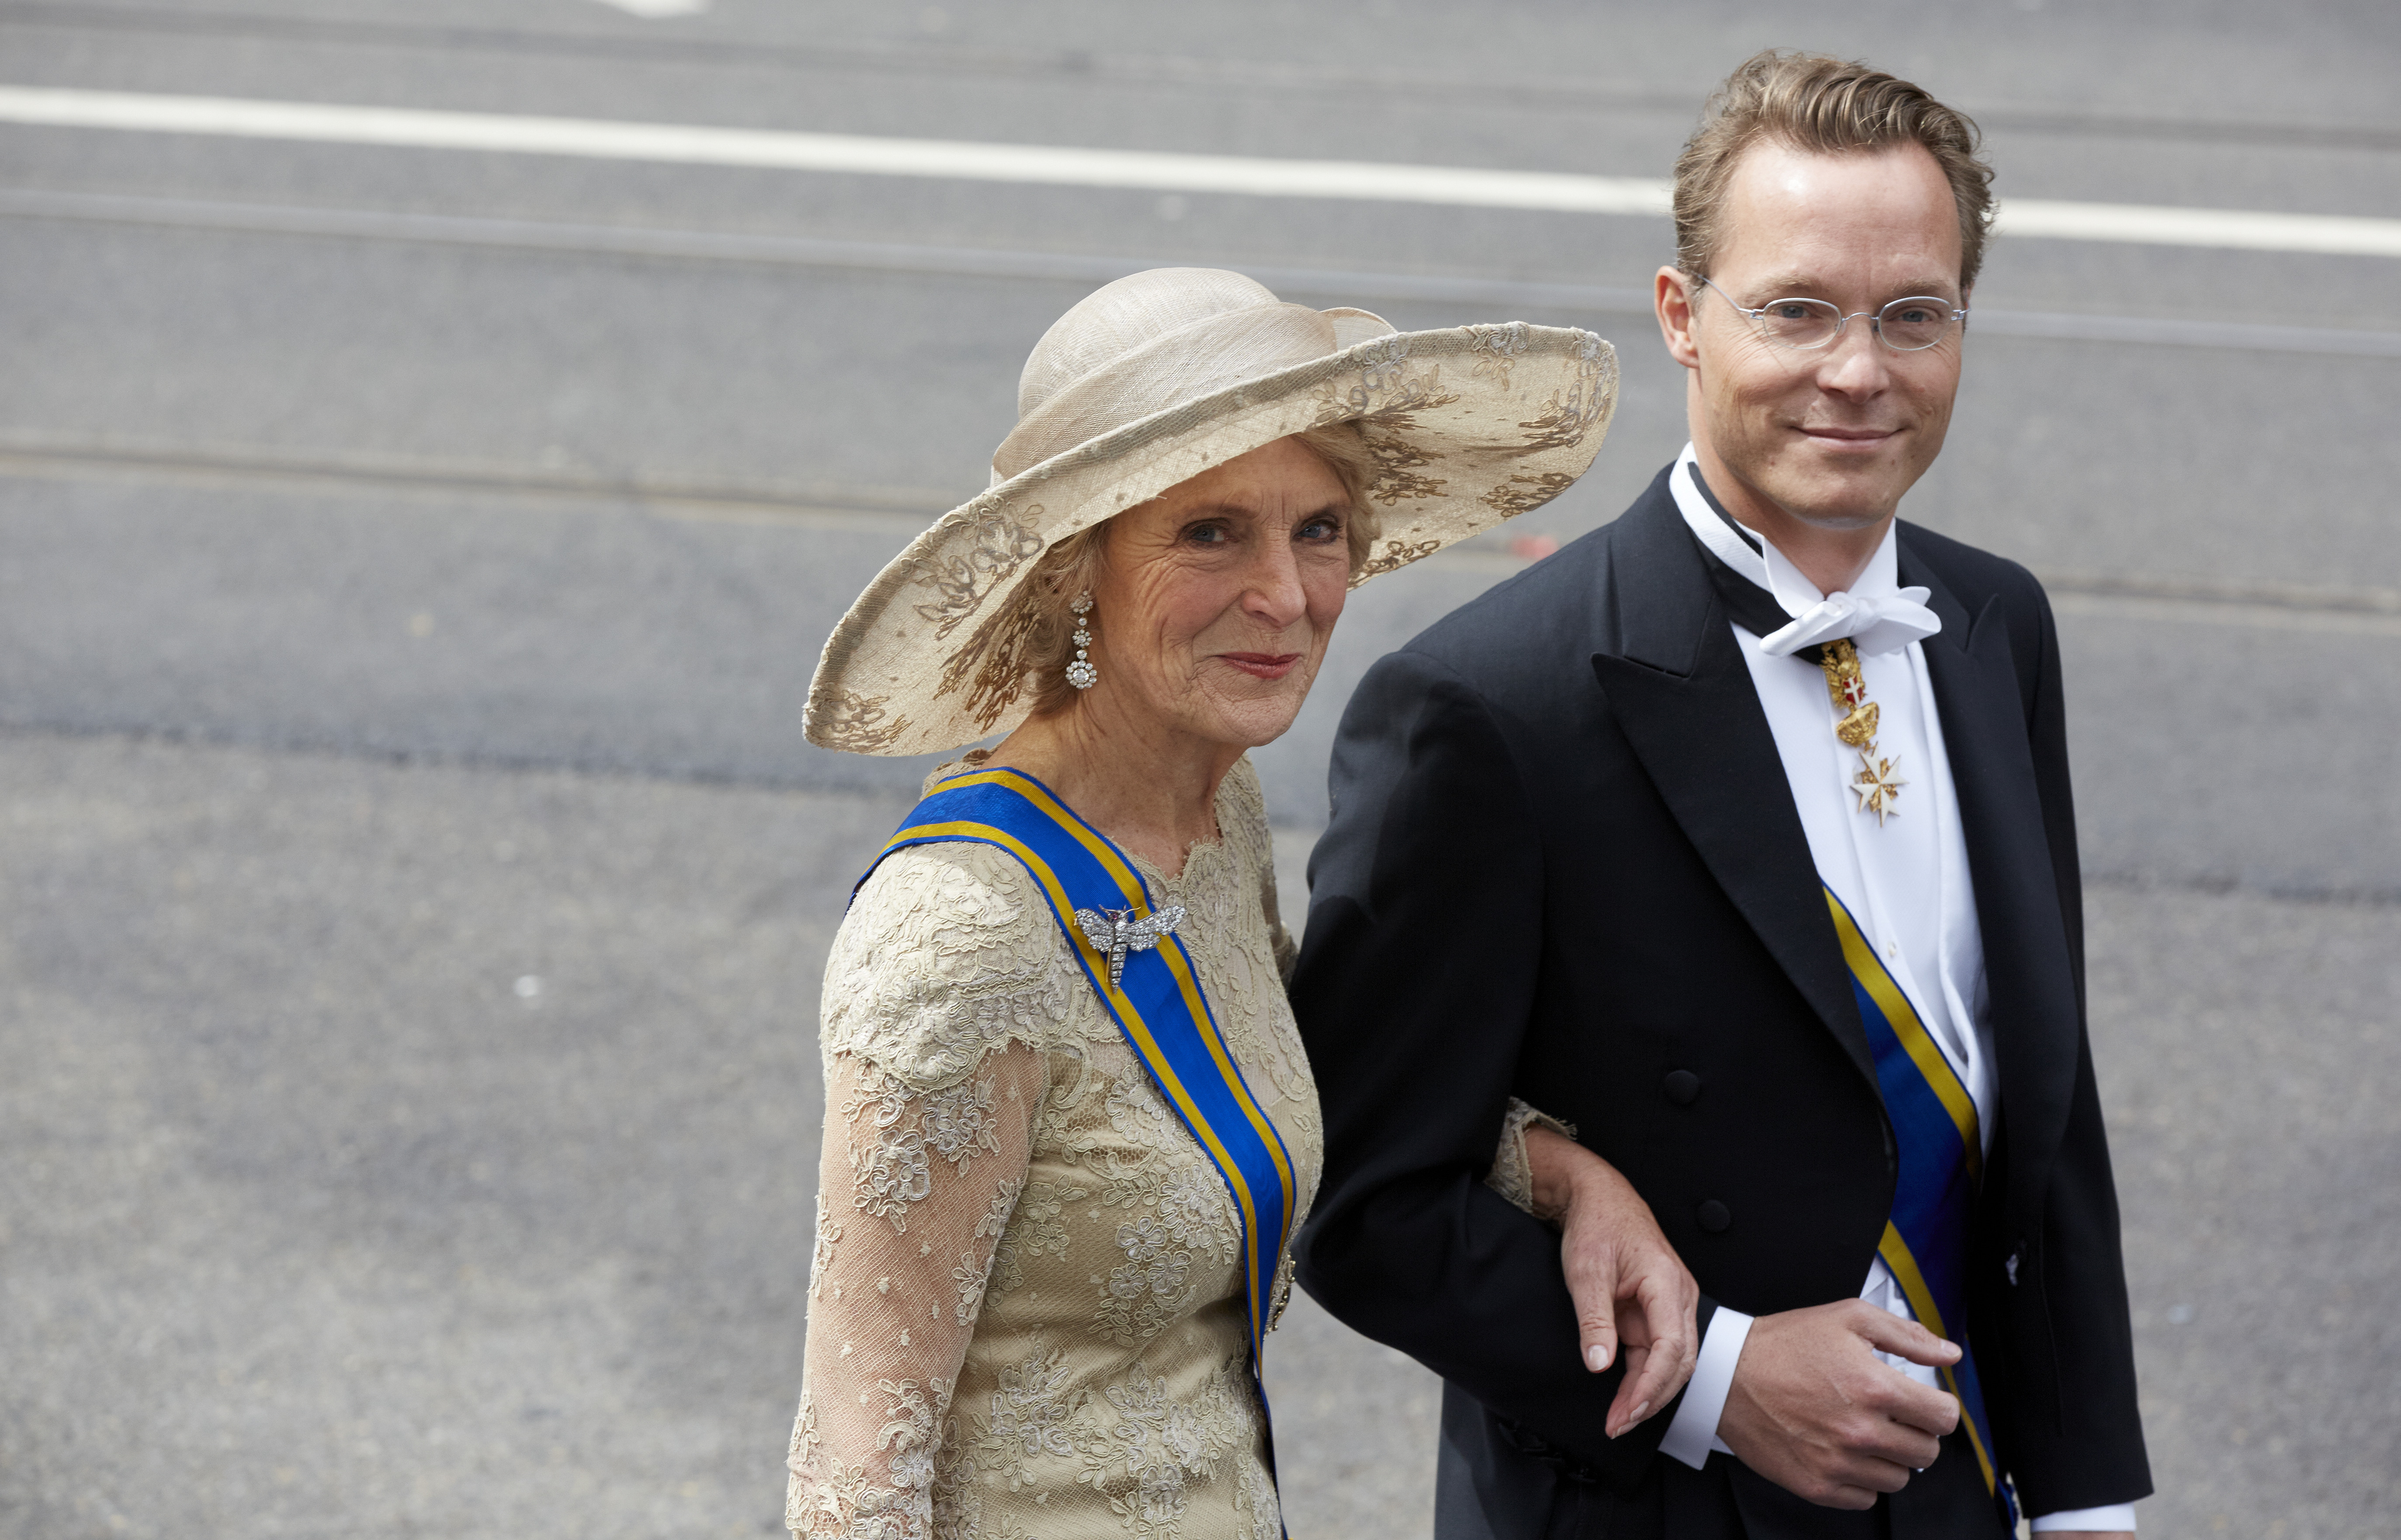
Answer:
910;499;1048;639
1467;320;1531;386
808;690;914;754
1481;469;1580;519
791;756;1321;1539
1516;332;1618;454
1485;1097;1580;1222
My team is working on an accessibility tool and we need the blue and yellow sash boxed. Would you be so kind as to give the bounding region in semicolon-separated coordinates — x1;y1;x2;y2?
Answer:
856;766;1299;1391
1825;888;2012;1518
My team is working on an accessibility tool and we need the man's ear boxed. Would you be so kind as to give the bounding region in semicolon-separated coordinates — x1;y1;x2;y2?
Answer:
1655;267;1701;371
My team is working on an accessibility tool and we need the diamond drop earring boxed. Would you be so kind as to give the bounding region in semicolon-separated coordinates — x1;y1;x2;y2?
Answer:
1064;591;1098;690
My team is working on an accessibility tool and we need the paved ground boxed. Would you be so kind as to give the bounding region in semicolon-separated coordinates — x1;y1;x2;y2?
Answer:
2;2;2397;1536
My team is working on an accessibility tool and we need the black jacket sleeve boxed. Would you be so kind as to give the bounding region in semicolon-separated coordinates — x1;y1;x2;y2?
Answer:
2009;581;2154;1514
1289;648;1706;1486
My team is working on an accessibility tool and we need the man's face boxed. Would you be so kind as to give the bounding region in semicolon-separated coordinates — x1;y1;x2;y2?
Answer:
1666;139;1967;531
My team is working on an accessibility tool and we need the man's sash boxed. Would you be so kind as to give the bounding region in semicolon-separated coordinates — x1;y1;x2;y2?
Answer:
1824;888;2009;1514
855;767;1299;1388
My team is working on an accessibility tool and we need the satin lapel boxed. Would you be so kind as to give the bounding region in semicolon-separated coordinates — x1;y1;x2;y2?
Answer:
1589;485;1878;1092
1903;541;2081;1223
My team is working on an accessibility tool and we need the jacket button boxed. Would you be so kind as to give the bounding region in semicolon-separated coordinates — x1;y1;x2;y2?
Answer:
1696;1200;1731;1233
1664;1070;1702;1105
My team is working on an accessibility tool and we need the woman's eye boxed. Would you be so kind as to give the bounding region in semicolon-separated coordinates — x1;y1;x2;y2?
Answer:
1296;517;1341;543
1185;522;1230;545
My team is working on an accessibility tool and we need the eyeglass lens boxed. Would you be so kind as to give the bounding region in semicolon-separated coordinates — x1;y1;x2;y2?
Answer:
1756;297;1958;352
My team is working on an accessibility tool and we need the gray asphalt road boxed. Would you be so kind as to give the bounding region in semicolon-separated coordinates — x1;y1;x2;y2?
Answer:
2;3;2397;1537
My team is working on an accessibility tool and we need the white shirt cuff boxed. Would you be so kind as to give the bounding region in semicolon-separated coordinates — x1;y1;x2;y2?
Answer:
2029;1504;2137;1531
1658;1305;1752;1469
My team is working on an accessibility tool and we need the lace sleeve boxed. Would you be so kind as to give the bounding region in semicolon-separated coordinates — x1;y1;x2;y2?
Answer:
1485;1097;1579;1221
788;845;1070;1539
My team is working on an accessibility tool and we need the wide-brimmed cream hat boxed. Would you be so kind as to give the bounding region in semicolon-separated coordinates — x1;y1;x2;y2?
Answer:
805;267;1618;756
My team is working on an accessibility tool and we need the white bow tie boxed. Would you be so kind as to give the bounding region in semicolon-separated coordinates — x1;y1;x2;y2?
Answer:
1667;452;1943;659
1757;588;1942;659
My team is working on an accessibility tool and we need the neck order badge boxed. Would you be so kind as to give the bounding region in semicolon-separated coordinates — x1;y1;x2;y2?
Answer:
1824;888;2015;1523
1817;640;1909;825
853;767;1300;1403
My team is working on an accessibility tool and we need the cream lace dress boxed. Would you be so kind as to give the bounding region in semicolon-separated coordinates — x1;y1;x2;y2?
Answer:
788;755;1322;1540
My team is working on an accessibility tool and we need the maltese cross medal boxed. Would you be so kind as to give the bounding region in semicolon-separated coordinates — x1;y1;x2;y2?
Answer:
1819;639;1908;825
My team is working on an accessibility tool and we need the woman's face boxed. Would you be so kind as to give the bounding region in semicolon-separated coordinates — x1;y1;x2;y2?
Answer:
1086;436;1354;753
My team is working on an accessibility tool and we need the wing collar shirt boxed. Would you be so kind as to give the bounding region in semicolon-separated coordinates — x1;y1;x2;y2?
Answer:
1653;446;2134;1533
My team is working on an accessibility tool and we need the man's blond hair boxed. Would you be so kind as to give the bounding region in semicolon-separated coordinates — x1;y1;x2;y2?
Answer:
1673;50;1997;291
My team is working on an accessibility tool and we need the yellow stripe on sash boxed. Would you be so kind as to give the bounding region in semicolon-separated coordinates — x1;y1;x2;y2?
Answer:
938;769;1149;896
936;770;1298;1242
1824;893;1982;1185
1877;1222;2000;1496
878;777;1296;1318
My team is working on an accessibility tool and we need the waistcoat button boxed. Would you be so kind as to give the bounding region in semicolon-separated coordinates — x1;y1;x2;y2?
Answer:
1664;1070;1702;1105
1696;1200;1731;1233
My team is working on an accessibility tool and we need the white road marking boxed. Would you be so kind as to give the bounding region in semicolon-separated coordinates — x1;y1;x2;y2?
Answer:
588;0;709;15
0;87;1671;214
3;87;2400;257
1997;198;2401;257
2048;590;2401;639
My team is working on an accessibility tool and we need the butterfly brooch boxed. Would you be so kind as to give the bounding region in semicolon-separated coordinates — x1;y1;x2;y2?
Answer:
1073;903;1187;989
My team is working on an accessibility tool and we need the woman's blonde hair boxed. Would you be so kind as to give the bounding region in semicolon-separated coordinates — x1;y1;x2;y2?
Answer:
987;424;1382;722
1673;50;1995;291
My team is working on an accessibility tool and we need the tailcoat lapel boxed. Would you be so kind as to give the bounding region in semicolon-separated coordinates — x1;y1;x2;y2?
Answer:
1588;482;1879;1092
1901;538;2082;1226
1586;487;2088;1208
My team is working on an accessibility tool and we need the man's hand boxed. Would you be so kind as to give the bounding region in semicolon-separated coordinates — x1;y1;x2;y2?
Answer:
1716;1299;1963;1509
1524;1127;1700;1438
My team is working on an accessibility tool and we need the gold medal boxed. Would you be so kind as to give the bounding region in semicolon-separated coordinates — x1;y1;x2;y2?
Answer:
1818;639;1907;824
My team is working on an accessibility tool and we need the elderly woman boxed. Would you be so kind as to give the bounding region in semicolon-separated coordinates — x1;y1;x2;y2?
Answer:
788;268;1686;1540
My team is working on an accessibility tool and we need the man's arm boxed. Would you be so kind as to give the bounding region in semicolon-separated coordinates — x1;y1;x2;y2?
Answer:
2012;581;2152;1519
1290;649;1707;1484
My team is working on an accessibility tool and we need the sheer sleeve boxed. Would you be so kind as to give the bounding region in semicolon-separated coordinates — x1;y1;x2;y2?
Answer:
787;845;1073;1539
1484;1097;1579;1221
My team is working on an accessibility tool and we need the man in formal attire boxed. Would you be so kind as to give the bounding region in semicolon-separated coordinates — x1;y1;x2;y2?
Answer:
1289;51;2150;1539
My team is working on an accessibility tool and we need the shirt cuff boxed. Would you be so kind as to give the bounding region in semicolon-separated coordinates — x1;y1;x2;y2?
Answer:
2029;1505;2137;1532
1659;1304;1753;1469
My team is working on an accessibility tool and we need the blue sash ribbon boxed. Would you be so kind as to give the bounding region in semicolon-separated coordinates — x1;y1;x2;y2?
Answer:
856;767;1299;1397
1824;888;2012;1518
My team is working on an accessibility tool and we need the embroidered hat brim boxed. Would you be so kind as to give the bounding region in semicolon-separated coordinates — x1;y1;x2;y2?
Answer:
808;292;1617;758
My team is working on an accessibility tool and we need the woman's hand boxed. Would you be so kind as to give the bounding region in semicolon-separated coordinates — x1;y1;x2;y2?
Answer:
1524;1126;1700;1438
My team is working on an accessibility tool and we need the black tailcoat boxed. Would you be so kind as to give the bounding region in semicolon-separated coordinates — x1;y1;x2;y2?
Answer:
1288;465;2151;1538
